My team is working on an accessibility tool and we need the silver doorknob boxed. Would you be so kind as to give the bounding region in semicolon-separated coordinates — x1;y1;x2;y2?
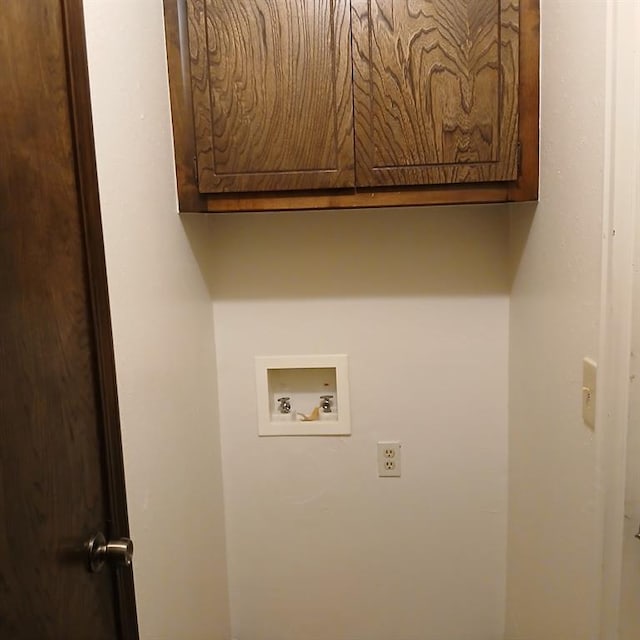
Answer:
86;531;134;573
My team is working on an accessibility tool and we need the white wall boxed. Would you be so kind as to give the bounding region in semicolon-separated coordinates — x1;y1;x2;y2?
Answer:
207;208;510;640
506;1;607;638
83;2;230;639
80;2;613;638
620;183;640;637
619;59;640;629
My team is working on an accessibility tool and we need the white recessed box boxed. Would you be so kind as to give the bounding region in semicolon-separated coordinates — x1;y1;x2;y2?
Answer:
255;355;351;436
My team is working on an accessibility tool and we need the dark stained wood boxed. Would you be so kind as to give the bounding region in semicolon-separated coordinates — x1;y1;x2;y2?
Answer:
507;0;539;201
0;1;138;637
188;0;355;192
351;0;519;187
163;0;539;212
164;0;204;212
179;181;512;212
61;0;139;636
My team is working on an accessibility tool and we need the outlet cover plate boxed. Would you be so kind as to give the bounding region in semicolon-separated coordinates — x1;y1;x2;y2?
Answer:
378;441;401;477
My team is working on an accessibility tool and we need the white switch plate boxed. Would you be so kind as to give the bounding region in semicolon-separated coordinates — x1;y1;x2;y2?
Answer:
582;357;597;429
378;441;401;477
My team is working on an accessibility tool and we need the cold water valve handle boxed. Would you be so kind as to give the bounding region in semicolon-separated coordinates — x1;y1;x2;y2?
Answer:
320;395;333;413
277;397;292;414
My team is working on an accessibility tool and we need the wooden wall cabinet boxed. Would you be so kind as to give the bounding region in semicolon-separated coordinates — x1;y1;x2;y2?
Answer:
164;0;539;213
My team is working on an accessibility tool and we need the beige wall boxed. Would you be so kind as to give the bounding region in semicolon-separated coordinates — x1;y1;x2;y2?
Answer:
207;208;510;640
620;35;640;628
620;179;640;637
82;0;614;638
83;2;230;639
506;1;607;638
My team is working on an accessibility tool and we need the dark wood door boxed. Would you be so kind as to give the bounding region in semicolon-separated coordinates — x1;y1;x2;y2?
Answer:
351;0;520;187
187;0;356;193
0;1;138;638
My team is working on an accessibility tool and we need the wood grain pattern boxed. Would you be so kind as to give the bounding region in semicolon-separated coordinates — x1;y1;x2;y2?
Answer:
507;0;538;201
189;0;355;192
61;0;139;636
163;0;538;211
0;1;137;637
352;0;519;187
178;182;514;211
164;0;205;212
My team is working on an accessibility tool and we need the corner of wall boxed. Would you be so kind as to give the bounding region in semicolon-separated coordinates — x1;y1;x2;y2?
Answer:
83;1;231;638
505;2;607;637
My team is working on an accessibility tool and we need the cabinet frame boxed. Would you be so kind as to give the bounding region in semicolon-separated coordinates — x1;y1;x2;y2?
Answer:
164;0;539;213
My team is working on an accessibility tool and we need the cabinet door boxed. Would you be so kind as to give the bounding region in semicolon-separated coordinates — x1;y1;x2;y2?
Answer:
187;0;355;193
351;0;520;187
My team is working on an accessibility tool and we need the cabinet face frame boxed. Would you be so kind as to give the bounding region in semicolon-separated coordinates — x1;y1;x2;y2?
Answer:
163;0;539;213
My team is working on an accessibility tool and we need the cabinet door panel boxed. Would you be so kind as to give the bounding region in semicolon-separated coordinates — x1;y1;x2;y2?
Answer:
188;0;355;193
352;0;519;187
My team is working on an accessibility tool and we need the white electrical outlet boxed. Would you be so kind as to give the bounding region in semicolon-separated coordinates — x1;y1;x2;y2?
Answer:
377;441;401;477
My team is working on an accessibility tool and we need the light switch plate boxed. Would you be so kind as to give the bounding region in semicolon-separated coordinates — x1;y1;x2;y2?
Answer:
582;357;597;430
